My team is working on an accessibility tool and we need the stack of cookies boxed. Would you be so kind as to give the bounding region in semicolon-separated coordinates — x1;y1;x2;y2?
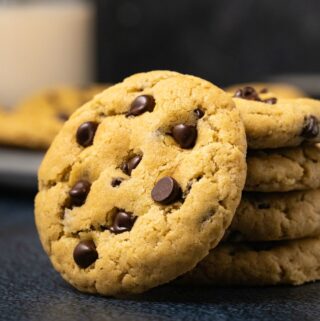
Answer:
34;71;320;297
181;84;320;286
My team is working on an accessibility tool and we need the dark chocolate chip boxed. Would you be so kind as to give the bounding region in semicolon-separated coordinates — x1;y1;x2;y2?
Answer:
172;124;197;149
109;210;136;234
151;176;182;205
260;88;269;94
194;108;204;119
73;240;98;268
69;180;91;207
263;97;277;104
258;203;270;209
301;115;319;139
57;112;69;121
76;121;98;147
127;95;155;116
111;177;123;187
121;155;142;176
234;86;261;101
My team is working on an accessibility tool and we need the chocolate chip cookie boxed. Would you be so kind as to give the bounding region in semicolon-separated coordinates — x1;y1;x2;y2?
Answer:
0;85;108;149
226;189;320;242
180;236;320;286
246;144;320;192
35;70;247;296
230;86;320;149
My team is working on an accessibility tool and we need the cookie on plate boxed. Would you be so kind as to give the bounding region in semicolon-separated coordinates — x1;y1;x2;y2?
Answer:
246;144;320;192
0;85;108;149
180;236;320;286
226;189;320;242
231;86;320;149
226;82;305;99
35;70;247;296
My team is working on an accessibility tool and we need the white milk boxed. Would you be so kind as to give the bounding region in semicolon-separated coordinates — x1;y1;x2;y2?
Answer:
0;0;95;108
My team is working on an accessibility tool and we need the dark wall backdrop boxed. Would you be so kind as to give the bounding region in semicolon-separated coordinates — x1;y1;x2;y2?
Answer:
96;0;320;87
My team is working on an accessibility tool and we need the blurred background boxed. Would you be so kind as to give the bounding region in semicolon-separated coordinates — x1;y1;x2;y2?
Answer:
96;0;320;94
2;0;320;107
1;0;320;188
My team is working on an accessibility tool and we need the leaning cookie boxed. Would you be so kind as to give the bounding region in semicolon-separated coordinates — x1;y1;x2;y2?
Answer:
231;86;320;149
0;85;108;149
179;236;320;286
35;70;247;296
226;82;305;99
246;144;320;192
225;189;320;242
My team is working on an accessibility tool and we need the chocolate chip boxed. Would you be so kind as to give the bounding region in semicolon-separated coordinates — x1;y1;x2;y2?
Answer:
69;180;91;207
172;124;197;149
109;210;136;234
194;108;204;119
263;97;277;104
111;177;123;187
121;155;142;176
127;95;155;116
57;112;69;121
260;88;269;94
301;115;319;139
234;86;261;101
76;121;98;147
73;240;98;268
151;176;182;205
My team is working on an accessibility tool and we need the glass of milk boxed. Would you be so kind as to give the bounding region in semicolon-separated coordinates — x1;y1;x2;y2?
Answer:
0;0;95;109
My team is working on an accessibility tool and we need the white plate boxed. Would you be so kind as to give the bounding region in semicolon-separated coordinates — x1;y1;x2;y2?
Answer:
0;147;44;189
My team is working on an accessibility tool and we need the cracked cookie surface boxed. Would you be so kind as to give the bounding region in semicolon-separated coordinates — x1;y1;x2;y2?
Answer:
35;70;247;296
0;85;107;149
246;144;320;192
226;189;320;242
180;236;320;286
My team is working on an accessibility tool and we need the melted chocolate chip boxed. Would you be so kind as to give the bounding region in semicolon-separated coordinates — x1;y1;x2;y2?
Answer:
194;108;204;119
172;124;197;149
73;240;98;268
263;97;277;104
111;177;123;187
109;210;136;234
127;95;155;116
301;115;319;139
151;176;182;205
121;155;142;176
76;121;98;147
260;88;269;94
234;86;261;101
69;180;91;207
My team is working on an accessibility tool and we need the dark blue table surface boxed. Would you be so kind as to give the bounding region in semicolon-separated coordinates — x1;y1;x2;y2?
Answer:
1;187;320;321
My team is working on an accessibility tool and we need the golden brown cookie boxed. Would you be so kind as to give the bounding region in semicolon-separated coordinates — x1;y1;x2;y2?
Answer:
231;86;320;149
246;144;320;192
227;189;320;242
35;70;247;296
180;237;320;286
